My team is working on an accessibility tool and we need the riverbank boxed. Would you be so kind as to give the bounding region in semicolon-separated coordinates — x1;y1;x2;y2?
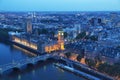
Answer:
54;63;100;80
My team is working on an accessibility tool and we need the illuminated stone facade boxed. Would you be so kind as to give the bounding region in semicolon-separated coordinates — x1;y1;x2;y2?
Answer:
13;36;37;50
12;30;65;53
45;31;65;53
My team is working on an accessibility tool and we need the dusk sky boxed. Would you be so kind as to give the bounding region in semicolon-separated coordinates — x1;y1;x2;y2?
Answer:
0;0;120;11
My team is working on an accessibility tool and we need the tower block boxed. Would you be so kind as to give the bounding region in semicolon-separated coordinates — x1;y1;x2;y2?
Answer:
26;18;32;34
58;31;65;50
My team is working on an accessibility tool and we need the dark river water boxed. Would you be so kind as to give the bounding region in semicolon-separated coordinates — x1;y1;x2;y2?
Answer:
0;41;86;80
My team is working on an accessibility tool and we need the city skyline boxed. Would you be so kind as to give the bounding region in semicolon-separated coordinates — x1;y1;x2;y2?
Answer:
0;0;120;11
0;9;120;80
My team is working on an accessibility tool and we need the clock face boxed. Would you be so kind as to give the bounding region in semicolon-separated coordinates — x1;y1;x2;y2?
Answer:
61;33;64;36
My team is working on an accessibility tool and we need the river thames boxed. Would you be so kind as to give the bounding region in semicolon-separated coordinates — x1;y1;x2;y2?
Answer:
0;41;86;80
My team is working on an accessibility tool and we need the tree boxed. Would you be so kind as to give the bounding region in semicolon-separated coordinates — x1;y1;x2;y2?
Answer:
95;55;102;65
97;63;120;77
64;32;68;38
85;58;97;68
77;54;82;61
65;52;71;58
80;49;85;57
38;29;48;35
41;29;48;34
89;36;98;41
76;32;86;39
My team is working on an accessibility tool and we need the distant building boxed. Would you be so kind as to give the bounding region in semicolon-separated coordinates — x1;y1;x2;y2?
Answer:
74;24;81;34
26;18;33;34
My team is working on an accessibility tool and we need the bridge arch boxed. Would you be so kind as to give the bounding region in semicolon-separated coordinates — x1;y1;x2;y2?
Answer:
12;67;21;72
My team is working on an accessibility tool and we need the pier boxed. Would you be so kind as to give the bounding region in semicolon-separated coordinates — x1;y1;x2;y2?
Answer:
54;63;101;80
57;56;114;80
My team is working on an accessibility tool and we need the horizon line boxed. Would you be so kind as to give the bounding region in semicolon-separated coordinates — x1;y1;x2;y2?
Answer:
0;10;120;13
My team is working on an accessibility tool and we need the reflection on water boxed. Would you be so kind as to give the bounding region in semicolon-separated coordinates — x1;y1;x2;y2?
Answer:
57;67;65;73
43;65;46;70
32;69;35;76
18;74;21;80
13;45;37;57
